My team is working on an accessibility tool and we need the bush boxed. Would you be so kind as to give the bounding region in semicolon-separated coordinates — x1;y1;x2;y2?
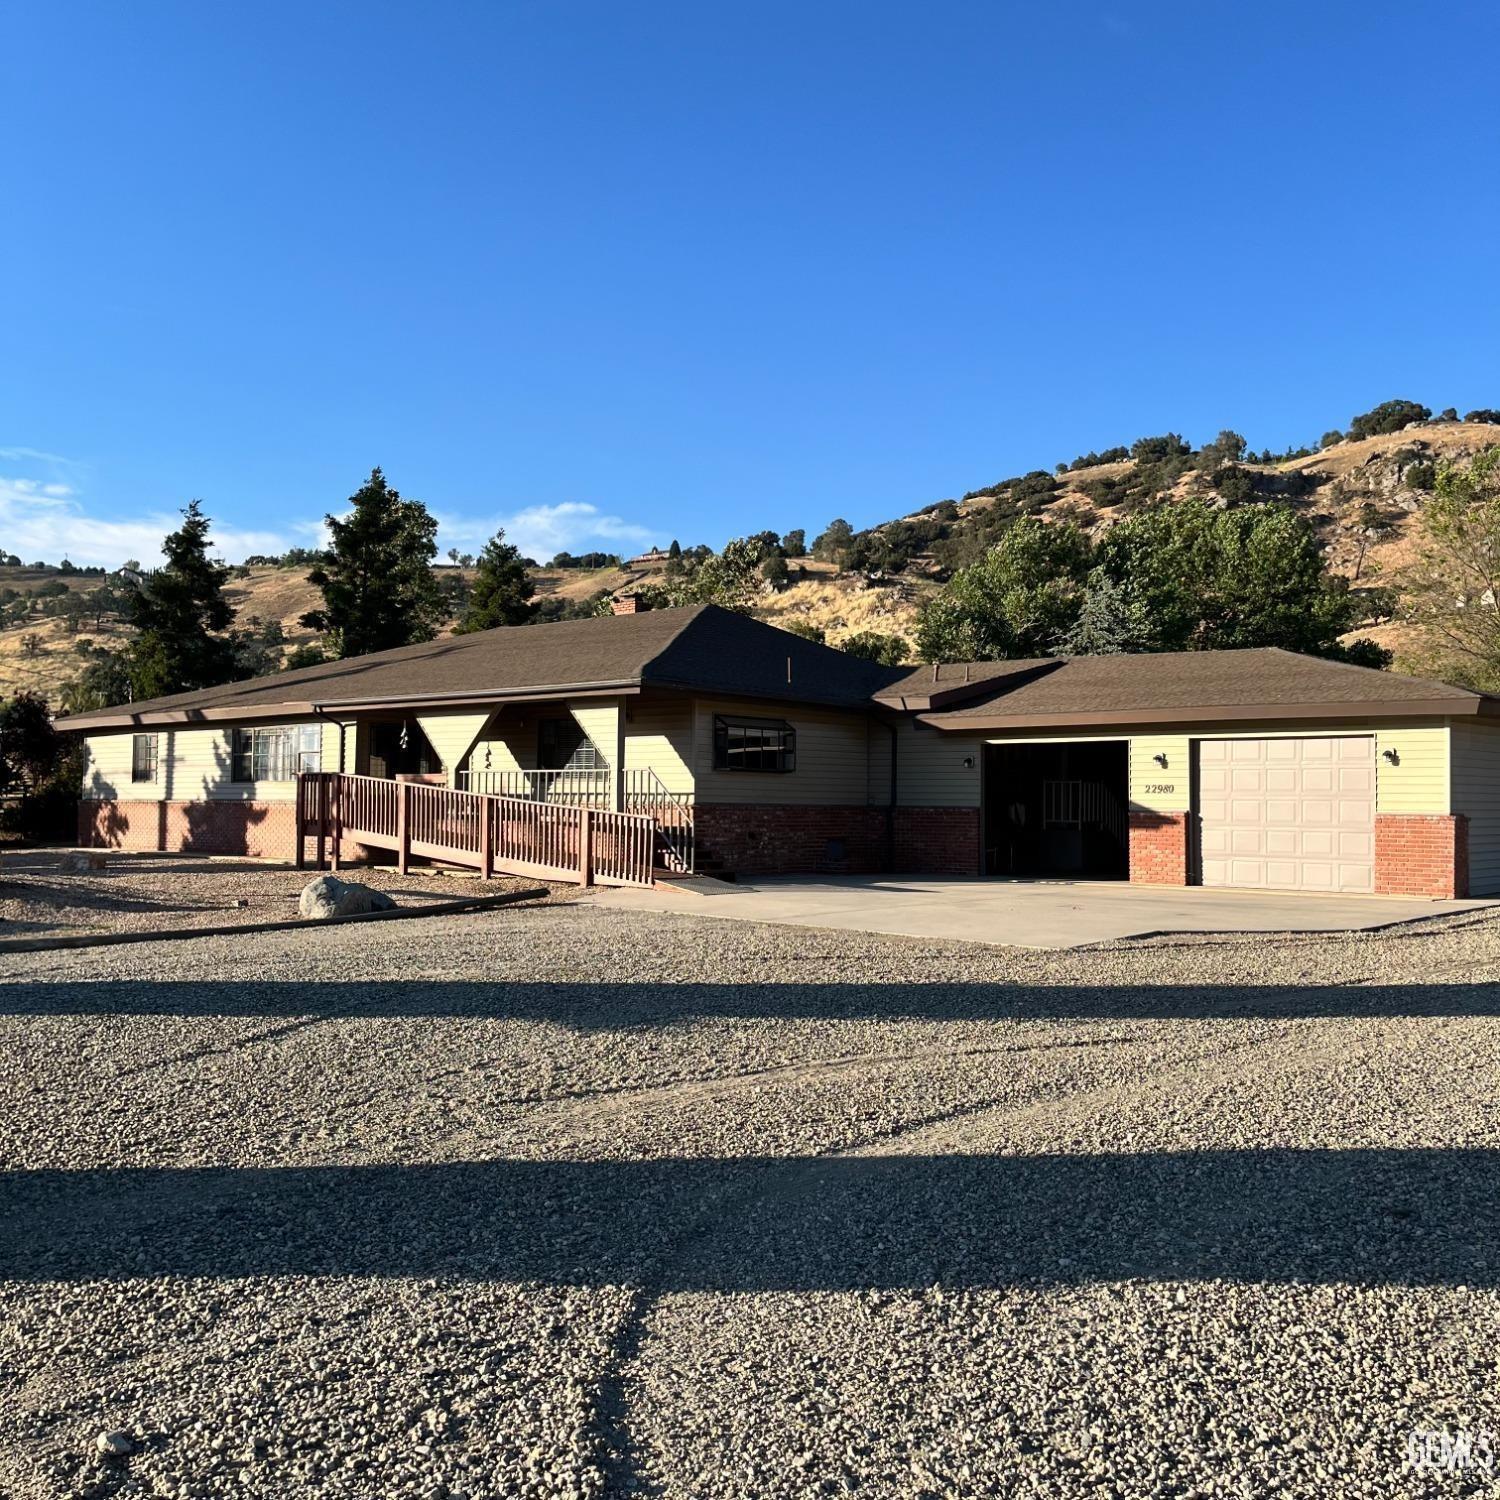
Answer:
1348;399;1431;441
1464;409;1500;425
1130;434;1192;464
838;630;910;665
1320;430;1344;449
1068;446;1129;470
1404;461;1437;492
1210;465;1255;505
782;619;826;643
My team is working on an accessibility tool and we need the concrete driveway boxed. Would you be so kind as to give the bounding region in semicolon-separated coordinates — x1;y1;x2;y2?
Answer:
585;875;1497;949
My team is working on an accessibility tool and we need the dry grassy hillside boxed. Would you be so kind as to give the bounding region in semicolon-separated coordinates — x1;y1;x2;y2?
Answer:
7;421;1497;706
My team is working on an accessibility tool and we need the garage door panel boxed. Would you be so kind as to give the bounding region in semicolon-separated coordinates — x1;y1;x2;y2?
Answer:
1196;736;1374;894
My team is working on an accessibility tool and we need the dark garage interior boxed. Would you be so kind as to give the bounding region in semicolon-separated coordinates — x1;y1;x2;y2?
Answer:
983;740;1130;879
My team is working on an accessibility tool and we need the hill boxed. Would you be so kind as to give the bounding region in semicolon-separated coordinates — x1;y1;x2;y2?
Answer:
7;417;1498;708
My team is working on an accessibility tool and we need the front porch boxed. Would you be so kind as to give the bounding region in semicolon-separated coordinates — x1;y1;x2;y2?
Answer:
323;695;696;877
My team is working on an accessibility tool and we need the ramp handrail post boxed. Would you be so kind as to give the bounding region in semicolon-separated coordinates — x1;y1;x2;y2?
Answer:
480;793;494;880
398;780;412;875
578;806;594;888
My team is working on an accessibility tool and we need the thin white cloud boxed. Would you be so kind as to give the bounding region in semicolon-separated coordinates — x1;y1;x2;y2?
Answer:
0;475;288;568
436;501;654;561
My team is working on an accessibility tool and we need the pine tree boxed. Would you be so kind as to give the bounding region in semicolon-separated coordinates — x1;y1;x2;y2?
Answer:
128;501;239;698
455;529;536;633
302;468;443;656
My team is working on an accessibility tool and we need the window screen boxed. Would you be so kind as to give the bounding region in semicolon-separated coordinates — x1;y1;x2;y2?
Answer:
230;724;322;782
712;716;796;773
538;718;605;771
131;734;159;783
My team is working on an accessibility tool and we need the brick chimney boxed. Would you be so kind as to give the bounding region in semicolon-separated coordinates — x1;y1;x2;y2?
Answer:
611;593;640;615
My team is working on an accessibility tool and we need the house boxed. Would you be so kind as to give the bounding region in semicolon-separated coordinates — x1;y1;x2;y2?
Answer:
60;603;1500;897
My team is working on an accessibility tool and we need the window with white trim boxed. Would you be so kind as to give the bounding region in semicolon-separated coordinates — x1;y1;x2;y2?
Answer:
712;715;796;773
230;724;322;783
131;733;159;783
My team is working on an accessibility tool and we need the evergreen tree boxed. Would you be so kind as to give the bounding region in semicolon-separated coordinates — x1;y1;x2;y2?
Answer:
455;528;536;633
302;468;443;656
127;500;238;699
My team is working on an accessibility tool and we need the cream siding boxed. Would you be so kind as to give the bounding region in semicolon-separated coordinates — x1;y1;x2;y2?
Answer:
83;721;332;804
1129;735;1191;814
622;696;694;796
893;721;982;807
693;698;875;806
82;732;162;802
1371;725;1449;814
413;712;491;787
568;700;623;771
1451;720;1500;895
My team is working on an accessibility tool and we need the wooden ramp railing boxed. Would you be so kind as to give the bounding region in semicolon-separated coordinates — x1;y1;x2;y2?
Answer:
296;773;656;888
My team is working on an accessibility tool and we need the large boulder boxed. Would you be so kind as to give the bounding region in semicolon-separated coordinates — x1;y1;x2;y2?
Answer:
61;852;108;873
298;875;397;921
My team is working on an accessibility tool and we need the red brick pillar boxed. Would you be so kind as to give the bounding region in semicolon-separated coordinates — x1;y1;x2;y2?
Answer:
1375;814;1468;898
1129;811;1189;885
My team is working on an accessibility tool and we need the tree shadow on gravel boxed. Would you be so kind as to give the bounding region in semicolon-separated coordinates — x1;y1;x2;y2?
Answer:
3;1148;1496;1290
2;979;1500;1024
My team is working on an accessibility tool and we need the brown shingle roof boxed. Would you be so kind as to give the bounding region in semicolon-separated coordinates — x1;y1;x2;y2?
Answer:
911;648;1496;729
58;605;897;730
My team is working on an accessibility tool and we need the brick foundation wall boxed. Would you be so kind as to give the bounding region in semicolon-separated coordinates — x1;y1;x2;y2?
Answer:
1129;810;1189;885
892;807;981;876
694;804;888;875
78;799;301;862
693;804;981;878
1375;813;1468;898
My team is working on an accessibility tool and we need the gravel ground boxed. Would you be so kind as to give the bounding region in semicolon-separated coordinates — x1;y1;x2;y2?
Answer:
0;851;574;939
4;902;1500;1498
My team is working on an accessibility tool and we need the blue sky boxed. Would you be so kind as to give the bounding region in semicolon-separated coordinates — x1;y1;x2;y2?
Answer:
4;1;1498;567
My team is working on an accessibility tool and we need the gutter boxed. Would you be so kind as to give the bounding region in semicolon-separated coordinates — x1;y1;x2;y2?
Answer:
916;698;1495;732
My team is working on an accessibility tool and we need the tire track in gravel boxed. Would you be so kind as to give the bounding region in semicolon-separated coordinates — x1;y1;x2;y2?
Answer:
585;984;1456;1498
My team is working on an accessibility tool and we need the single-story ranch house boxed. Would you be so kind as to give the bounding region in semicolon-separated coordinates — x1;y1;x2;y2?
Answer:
61;601;1500;897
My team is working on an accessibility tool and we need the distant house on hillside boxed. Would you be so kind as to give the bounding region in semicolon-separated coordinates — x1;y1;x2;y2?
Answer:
626;546;672;568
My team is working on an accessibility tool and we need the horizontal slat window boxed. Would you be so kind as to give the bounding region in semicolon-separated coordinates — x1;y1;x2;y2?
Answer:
713;715;796;774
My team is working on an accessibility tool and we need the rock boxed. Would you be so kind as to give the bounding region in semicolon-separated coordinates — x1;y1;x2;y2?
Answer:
62;852;108;874
298;875;397;921
94;1431;133;1457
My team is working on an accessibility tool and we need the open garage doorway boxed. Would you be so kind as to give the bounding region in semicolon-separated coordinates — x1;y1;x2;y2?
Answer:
984;740;1130;879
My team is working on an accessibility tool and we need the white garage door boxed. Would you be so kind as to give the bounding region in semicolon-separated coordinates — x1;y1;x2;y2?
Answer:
1197;736;1376;893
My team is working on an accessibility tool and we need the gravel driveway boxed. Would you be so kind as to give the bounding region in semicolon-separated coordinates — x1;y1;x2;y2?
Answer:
3;904;1500;1498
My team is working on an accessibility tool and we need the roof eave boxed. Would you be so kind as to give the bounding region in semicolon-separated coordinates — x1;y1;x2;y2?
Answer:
918;697;1491;732
58;677;646;732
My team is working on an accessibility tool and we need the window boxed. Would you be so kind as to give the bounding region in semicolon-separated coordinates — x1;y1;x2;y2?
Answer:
713;715;796;773
230;724;322;783
538;717;605;771
131;733;159;783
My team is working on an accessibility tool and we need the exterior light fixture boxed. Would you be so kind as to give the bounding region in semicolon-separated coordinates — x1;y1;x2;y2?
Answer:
1153;752;1169;767
1383;748;1400;765
962;755;976;769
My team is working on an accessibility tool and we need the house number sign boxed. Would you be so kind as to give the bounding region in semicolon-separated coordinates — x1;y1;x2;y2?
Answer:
1144;782;1177;795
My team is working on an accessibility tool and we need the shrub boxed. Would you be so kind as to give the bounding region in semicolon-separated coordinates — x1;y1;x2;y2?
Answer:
782;619;825;643
1348;399;1431;441
1130;434;1192;464
1404;461;1437;492
1210;464;1255;505
1320;430;1344;449
1464;409;1500;425
838;630;910;665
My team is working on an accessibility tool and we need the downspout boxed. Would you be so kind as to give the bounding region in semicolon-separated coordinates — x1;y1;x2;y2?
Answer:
886;718;899;874
312;704;347;774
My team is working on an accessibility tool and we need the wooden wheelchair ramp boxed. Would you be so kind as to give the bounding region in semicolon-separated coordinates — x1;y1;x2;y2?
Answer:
296;773;658;888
